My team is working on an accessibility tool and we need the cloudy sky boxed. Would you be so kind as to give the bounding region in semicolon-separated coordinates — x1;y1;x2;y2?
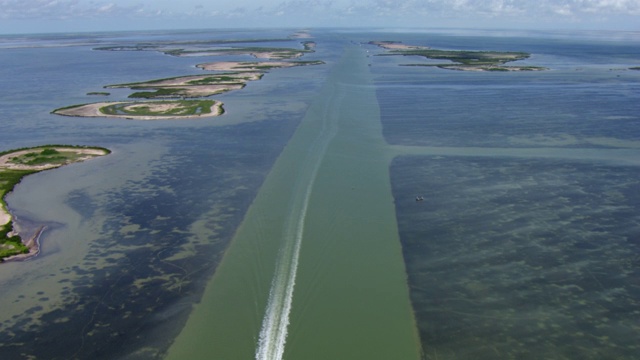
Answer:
1;0;639;34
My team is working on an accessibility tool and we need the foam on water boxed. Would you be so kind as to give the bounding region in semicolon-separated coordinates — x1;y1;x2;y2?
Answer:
254;182;310;360
255;81;342;360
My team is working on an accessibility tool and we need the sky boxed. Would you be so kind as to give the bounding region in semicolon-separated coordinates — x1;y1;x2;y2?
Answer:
0;0;639;34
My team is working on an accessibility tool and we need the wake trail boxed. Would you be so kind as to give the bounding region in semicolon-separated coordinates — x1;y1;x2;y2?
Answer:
255;82;342;360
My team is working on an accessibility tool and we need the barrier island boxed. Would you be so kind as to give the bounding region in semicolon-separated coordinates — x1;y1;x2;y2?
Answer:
196;60;324;71
371;41;546;71
0;145;110;262
58;35;324;120
53;99;223;120
106;73;263;99
95;38;316;60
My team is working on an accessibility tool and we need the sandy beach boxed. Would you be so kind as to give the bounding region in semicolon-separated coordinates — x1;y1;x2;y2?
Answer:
0;147;108;171
197;61;313;71
0;207;10;226
53;101;224;120
179;50;305;59
370;41;429;50
1;146;109;262
1;226;45;262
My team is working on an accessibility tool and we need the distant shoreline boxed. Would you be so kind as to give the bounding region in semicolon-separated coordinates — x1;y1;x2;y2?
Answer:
370;40;547;72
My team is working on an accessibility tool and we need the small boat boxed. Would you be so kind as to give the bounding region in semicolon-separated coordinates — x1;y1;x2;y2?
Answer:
415;196;424;202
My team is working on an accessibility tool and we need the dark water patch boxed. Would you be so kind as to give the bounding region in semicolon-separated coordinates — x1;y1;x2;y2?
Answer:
391;155;640;359
0;117;301;359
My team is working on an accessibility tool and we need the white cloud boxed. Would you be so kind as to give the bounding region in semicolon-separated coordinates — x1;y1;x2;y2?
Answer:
0;0;147;19
0;0;638;29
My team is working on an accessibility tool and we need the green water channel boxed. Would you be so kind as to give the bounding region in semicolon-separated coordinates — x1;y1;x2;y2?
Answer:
166;43;421;359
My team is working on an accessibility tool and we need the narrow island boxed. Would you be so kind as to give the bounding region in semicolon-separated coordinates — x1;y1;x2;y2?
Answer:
0;145;110;262
94;38;294;52
59;36;324;121
53;100;223;120
105;73;264;99
196;60;324;72
370;41;546;71
165;46;314;59
95;39;316;60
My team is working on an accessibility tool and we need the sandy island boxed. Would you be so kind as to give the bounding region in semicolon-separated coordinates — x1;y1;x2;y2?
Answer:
1;146;109;262
371;40;546;72
290;31;313;39
196;61;322;72
369;41;430;51
0;207;10;226
105;73;263;99
177;49;306;60
0;147;107;171
110;73;263;87
53;100;224;120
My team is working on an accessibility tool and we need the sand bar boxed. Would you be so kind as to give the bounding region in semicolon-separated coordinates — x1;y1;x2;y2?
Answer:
0;147;108;171
0;208;10;226
196;61;322;72
108;73;263;88
178;49;305;59
370;41;429;50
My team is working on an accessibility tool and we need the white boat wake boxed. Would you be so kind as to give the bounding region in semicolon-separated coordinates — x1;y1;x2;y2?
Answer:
254;179;312;360
255;83;342;360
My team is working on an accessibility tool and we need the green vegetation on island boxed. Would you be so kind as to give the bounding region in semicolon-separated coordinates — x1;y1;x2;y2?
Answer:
57;38;323;119
104;73;261;99
373;41;546;71
94;39;316;60
0;145;110;262
302;41;316;51
93;38;293;52
129;88;192;99
164;46;313;59
257;60;325;68
107;73;262;88
87;92;110;96
196;60;325;72
0;169;33;259
99;100;223;117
